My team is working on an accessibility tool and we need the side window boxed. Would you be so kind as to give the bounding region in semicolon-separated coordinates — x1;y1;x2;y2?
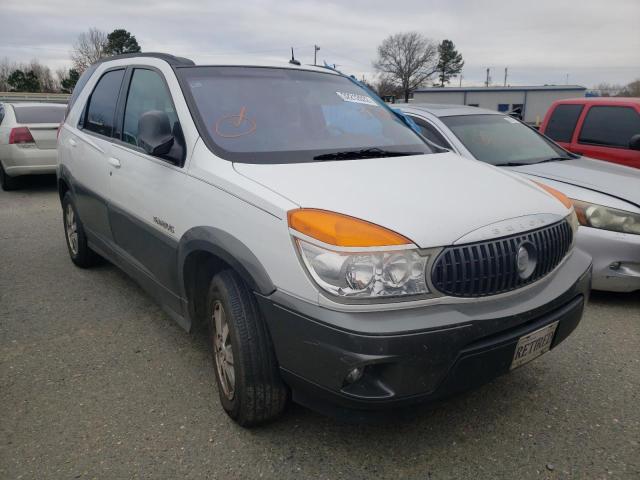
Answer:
410;117;452;149
122;69;179;148
578;106;640;148
83;69;125;137
0;105;4;125
545;104;583;142
497;104;509;112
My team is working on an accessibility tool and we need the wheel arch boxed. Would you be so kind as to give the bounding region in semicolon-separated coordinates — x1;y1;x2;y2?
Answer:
178;226;275;329
57;164;74;202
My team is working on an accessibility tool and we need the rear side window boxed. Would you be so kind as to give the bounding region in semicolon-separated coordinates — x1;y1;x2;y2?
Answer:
545;104;583;142
83;69;125;137
578;106;640;148
122;69;178;147
13;105;66;124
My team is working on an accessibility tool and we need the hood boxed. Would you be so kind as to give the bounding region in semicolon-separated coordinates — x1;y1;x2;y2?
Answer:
234;152;570;248
508;157;640;207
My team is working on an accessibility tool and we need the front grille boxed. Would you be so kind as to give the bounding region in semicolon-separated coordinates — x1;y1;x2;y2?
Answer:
432;220;573;297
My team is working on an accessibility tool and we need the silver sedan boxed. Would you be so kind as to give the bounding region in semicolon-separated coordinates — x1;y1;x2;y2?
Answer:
398;103;640;292
0;102;66;190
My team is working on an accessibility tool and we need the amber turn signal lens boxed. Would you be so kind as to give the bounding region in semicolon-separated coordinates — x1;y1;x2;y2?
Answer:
534;182;573;209
287;209;411;247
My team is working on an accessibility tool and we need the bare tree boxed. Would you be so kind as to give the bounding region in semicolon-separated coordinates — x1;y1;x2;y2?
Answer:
373;32;438;103
374;74;403;100
27;60;58;92
617;79;640;97
71;28;108;73
0;57;16;91
592;82;623;97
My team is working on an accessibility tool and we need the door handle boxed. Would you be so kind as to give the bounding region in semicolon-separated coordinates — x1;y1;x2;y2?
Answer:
68;138;77;147
108;157;121;168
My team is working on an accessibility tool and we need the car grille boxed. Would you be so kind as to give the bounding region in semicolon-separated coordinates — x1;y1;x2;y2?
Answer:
431;220;573;297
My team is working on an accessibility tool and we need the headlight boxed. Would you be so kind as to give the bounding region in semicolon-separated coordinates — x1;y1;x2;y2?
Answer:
296;239;430;299
572;200;640;235
288;208;432;301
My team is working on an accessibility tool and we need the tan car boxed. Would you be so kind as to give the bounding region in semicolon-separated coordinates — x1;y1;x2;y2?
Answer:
0;102;66;190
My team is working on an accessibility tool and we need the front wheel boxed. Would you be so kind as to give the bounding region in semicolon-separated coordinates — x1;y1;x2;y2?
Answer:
207;270;288;426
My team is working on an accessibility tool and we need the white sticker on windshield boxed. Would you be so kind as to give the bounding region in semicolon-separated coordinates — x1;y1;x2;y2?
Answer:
504;116;519;124
336;91;378;106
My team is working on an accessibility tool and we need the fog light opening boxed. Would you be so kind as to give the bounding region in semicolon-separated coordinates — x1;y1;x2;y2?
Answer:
344;366;365;385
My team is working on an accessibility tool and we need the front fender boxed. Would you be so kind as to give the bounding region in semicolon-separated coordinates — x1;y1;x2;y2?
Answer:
177;226;275;299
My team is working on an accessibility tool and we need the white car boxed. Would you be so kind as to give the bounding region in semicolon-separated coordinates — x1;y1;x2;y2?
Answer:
0;102;66;190
397;103;640;292
57;53;591;426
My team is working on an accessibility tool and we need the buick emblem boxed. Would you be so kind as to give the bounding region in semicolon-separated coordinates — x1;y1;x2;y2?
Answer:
516;242;537;280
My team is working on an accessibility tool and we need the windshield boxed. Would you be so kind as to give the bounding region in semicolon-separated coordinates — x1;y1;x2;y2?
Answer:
441;114;570;166
177;66;432;163
13;105;66;124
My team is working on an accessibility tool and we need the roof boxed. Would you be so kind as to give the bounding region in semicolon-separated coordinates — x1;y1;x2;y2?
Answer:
95;52;339;75
396;103;502;118
93;52;196;67
4;102;66;108
414;85;587;93
552;96;640;105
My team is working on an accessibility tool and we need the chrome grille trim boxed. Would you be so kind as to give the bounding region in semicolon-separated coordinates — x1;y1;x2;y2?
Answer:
432;220;573;297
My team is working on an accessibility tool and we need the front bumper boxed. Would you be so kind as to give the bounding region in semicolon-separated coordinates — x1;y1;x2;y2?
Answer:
257;248;592;416
576;226;640;292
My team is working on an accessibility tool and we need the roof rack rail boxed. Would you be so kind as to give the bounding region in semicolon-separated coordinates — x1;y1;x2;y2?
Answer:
92;52;195;67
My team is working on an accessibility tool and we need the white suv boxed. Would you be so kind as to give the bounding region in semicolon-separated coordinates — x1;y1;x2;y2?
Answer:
57;53;592;426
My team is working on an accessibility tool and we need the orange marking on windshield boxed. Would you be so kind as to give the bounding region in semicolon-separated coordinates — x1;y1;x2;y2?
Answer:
214;107;257;138
235;106;246;127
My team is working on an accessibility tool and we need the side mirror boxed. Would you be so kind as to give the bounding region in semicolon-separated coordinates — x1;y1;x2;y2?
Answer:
138;110;174;157
629;134;640;151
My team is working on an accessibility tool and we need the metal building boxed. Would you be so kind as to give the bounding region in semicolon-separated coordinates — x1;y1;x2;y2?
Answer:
411;85;587;125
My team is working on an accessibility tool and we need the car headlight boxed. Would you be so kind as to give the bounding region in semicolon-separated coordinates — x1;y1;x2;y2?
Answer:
296;239;430;298
572;200;640;235
288;209;432;300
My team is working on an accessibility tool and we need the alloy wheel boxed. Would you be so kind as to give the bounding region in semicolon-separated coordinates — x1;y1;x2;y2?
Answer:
65;204;79;255
212;301;235;400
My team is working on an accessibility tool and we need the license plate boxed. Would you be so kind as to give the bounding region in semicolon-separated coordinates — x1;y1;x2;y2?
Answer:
510;321;559;370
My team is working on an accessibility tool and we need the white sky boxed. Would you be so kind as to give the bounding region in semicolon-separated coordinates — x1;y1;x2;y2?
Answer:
0;0;638;87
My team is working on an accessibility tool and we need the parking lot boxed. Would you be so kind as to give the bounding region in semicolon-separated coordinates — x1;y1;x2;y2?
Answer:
1;177;639;479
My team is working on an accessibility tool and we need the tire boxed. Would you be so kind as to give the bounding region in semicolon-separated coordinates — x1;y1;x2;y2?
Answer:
0;163;20;191
61;192;101;268
206;269;288;426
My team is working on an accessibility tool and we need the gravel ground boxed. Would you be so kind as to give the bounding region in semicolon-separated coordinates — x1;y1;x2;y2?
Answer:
1;176;639;479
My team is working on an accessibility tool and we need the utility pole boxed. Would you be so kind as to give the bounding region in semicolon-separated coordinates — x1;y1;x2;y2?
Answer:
459;74;463;87
314;45;320;66
504;67;508;87
565;73;569;85
485;68;490;87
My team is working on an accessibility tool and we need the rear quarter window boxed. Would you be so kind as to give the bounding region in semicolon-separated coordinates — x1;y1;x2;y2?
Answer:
578;106;640;148
545;104;583;142
82;69;125;137
13;105;66;124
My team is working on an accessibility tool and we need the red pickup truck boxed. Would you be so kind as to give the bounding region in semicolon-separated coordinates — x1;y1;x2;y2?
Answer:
539;97;640;169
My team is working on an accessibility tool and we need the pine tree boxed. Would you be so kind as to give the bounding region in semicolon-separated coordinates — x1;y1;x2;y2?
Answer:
436;40;464;87
105;29;141;56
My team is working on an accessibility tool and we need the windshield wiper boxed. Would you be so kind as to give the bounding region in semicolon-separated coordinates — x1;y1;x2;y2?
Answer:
495;156;574;167
538;156;574;163
313;148;422;161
